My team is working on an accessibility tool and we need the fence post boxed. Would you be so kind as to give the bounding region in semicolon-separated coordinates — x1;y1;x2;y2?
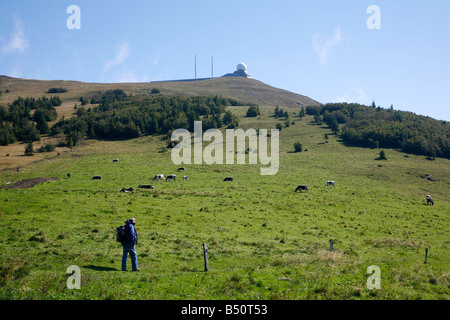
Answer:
424;248;428;264
203;243;209;271
330;241;334;252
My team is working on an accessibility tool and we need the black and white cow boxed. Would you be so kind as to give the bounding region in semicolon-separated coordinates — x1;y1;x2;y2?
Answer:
67;173;71;178
92;176;102;180
183;176;188;181
166;175;177;181
326;181;336;187
295;185;309;192
112;159;119;163
177;167;186;172
120;187;135;193
152;174;164;181
138;185;155;189
223;177;233;182
426;195;434;205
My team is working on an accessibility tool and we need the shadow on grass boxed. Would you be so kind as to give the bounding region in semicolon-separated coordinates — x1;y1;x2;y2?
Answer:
83;265;118;272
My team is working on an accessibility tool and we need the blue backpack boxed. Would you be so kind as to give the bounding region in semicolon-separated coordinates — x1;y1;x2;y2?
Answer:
116;225;126;243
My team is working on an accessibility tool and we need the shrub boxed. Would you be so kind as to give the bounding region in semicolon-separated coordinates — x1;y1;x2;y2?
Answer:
294;142;303;153
47;88;68;93
246;105;260;117
377;150;387;160
37;144;56;153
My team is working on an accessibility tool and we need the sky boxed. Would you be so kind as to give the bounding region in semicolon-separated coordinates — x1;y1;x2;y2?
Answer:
1;0;449;121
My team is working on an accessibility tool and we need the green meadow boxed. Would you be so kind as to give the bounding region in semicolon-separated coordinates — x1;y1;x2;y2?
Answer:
0;107;449;300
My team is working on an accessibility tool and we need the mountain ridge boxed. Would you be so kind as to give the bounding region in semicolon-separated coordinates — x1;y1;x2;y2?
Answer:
0;76;318;109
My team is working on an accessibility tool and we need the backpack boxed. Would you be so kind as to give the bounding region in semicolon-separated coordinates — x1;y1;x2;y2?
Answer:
116;225;126;243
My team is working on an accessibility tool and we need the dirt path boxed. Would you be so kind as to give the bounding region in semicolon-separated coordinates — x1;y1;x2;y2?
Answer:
0;177;60;189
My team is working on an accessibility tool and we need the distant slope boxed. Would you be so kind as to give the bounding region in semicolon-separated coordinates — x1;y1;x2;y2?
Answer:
150;77;318;107
0;76;318;108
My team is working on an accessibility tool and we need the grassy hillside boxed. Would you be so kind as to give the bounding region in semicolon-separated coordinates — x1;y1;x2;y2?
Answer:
0;103;448;300
0;76;318;114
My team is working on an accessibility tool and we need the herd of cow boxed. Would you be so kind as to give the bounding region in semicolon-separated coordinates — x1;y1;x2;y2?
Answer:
294;180;335;193
66;159;435;204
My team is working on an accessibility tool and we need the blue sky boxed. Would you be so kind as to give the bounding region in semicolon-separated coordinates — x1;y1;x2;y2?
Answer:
1;1;449;120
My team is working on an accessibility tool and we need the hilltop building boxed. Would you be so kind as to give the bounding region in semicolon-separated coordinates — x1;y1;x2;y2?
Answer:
153;62;251;83
221;63;251;78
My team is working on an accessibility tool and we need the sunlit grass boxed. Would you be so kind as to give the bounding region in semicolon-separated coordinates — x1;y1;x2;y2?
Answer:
0;111;448;300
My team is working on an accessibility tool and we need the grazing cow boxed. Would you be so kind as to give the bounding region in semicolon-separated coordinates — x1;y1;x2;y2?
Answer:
166;175;177;181
426;195;434;205
112;159;119;163
138;185;155;189
177;167;186;172
92;176;102;180
67;173;71;178
326;181;335;187
183;176;188;181
295;185;309;192
152;174;164;181
223;177;234;182
120;187;135;193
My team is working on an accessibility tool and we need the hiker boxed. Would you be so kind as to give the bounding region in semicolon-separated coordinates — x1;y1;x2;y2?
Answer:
122;217;140;271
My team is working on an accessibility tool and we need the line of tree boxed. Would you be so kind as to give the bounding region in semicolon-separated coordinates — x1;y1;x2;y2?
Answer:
0;96;61;145
50;90;246;147
47;87;68;93
274;106;289;118
305;103;450;159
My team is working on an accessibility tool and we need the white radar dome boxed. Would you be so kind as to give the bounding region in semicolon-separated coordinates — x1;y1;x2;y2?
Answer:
236;63;247;71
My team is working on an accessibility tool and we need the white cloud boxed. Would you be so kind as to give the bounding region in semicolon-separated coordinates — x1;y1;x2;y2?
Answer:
313;26;342;66
101;42;155;83
335;88;368;104
103;42;131;73
2;16;29;53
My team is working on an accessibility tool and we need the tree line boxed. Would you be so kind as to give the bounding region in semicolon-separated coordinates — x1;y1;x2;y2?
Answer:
50;90;246;146
305;102;450;159
0;96;61;145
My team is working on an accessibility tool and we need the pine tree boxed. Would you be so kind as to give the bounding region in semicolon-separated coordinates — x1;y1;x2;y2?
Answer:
299;108;305;119
24;141;34;156
67;137;74;151
378;150;387;160
330;118;340;134
35;111;49;134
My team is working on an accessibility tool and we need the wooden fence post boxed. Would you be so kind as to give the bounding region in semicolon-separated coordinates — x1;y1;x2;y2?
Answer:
424;248;428;264
330;241;334;252
203;243;209;271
